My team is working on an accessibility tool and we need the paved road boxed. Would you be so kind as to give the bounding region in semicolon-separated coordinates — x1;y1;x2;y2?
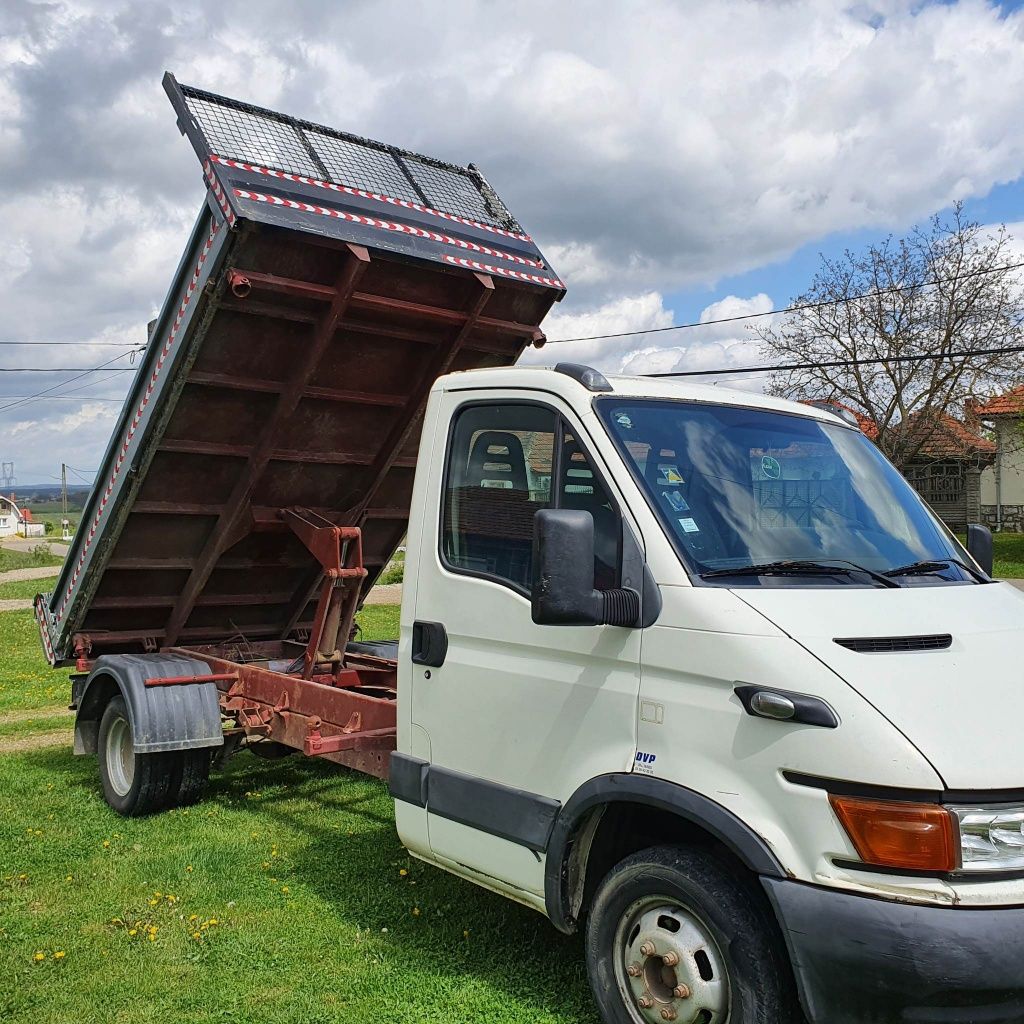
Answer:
0;565;62;583
1;538;69;556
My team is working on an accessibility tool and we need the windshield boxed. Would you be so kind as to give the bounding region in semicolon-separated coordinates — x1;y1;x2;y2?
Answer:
597;398;973;586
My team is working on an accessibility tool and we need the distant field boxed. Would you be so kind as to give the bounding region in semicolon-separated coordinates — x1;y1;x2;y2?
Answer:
25;512;80;537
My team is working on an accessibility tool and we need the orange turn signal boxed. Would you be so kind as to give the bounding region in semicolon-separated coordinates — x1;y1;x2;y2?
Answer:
829;794;959;872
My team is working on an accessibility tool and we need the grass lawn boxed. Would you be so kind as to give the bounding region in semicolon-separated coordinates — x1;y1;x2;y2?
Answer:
0;546;65;572
0;578;58;601
991;532;1024;578
0;605;592;1024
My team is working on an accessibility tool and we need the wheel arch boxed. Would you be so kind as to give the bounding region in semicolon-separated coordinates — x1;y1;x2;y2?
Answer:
73;653;224;756
544;774;787;934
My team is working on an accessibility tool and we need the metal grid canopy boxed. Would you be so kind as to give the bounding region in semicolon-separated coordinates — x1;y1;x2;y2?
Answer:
170;78;522;232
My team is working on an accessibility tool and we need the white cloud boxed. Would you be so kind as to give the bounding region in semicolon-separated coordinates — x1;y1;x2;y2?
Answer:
532;291;778;394
2;0;1024;480
528;291;676;369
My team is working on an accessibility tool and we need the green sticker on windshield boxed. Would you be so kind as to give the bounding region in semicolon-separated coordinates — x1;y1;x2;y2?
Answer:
761;455;781;480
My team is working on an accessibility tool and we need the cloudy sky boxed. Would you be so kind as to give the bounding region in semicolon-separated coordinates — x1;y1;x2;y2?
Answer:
2;0;1023;485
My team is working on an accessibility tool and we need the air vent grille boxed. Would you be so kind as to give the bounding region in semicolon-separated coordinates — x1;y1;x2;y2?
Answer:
833;634;952;653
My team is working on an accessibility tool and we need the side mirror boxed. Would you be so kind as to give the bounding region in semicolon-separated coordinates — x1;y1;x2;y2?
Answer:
531;509;640;626
966;523;993;577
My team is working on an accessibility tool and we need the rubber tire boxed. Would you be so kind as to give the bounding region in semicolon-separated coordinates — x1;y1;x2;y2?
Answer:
585;845;802;1024
98;696;177;816
166;748;211;807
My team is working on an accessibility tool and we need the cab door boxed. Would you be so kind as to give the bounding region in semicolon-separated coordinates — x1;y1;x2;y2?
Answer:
410;391;642;896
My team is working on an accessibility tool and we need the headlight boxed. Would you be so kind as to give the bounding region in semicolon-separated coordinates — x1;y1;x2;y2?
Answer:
951;805;1024;872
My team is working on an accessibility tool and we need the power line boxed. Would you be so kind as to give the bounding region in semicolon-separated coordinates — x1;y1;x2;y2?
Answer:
640;343;1024;379
0;369;133;404
0;396;124;402
0;367;137;373
547;259;1024;346
0;341;143;347
0;351;139;416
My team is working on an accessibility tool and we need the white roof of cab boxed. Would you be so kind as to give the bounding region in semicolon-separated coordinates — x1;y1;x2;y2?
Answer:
437;365;847;428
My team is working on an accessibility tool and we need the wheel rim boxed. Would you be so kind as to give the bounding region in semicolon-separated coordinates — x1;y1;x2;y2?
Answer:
613;894;730;1024
105;715;135;796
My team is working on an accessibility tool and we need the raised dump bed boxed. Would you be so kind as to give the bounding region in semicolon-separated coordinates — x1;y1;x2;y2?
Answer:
36;74;562;676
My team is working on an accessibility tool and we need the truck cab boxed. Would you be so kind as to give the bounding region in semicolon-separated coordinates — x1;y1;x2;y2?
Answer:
392;363;1024;1024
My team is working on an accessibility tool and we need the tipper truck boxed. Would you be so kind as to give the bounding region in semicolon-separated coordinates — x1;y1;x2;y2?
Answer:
36;77;1024;1024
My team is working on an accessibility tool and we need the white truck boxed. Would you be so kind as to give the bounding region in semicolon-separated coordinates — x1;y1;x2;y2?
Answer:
38;78;1024;1024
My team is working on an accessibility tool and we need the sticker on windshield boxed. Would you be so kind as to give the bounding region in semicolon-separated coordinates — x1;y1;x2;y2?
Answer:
658;464;684;484
615;413;633;429
761;455;782;480
678;517;700;533
663;490;689;512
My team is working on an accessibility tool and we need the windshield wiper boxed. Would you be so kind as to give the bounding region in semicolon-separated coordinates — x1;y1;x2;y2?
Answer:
884;557;989;584
700;559;899;588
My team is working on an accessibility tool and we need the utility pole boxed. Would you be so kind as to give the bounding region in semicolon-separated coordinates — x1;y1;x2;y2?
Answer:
0;461;13;491
61;463;71;540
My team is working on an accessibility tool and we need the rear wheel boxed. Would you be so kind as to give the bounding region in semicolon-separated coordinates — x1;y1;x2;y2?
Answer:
585;845;801;1024
97;696;208;815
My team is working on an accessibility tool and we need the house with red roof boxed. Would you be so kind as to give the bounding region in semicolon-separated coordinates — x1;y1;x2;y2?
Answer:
810;401;996;529
969;388;1024;531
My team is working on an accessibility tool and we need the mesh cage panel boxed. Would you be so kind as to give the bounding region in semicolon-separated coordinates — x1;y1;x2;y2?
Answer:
306;131;423;203
178;82;523;231
185;97;320;178
406;158;502;226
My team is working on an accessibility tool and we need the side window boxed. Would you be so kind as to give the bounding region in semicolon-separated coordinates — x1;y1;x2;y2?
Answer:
556;424;621;590
441;403;620;594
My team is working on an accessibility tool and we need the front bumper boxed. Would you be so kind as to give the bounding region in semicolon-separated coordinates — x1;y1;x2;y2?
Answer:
763;878;1024;1024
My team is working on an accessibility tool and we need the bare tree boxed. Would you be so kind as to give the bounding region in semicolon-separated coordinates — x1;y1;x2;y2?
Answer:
759;203;1024;469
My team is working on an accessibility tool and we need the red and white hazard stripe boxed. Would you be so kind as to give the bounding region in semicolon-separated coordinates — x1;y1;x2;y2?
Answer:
35;595;56;666
234;189;546;271
55;221;222;626
211;154;532;243
203;159;237;227
443;254;564;290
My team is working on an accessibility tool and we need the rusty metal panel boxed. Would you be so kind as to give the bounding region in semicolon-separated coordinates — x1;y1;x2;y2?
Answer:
37;78;564;665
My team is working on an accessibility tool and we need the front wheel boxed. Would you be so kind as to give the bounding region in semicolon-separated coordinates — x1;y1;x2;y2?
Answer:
584;845;801;1024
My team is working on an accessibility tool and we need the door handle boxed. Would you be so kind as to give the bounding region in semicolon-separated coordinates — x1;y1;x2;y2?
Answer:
412;620;448;667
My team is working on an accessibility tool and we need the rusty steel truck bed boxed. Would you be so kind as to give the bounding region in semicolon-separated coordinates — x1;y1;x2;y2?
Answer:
36;75;562;780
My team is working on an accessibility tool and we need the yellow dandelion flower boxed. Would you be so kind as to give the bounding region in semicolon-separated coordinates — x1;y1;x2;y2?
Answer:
65;875;73;882
154;891;162;898
148;899;158;907
262;861;270;869
18;874;27;881
166;895;176;903
463;930;470;938
148;932;156;942
33;951;45;962
185;865;194;872
399;869;408;877
192;932;201;940
53;951;65;960
281;886;290;894
102;840;110;848
412;907;420;916
189;914;198;922
128;929;137;937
